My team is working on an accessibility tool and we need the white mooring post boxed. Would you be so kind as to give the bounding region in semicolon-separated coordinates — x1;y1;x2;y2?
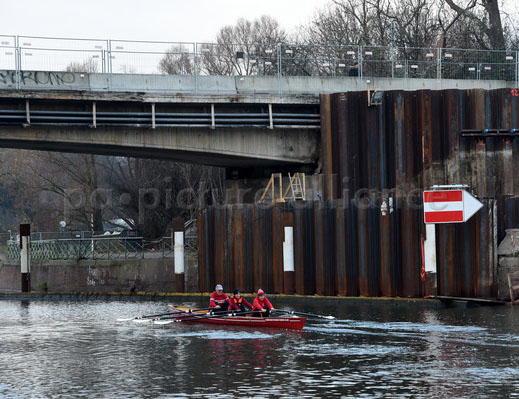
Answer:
174;230;185;293
283;226;295;294
20;224;31;292
424;224;437;295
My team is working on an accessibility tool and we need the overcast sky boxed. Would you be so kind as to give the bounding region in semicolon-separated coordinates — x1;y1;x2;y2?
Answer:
1;0;328;42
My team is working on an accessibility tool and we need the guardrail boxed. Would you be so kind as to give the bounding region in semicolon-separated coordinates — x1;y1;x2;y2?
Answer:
1;34;518;85
5;235;197;260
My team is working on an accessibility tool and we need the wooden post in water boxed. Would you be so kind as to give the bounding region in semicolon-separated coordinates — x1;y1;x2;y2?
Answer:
20;224;31;292
173;218;185;293
283;226;295;294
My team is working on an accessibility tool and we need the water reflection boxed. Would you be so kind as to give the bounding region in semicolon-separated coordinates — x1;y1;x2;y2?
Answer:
0;300;518;398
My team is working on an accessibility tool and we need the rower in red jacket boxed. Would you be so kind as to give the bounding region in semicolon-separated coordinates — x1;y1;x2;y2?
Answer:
228;289;252;313
209;284;230;312
252;289;275;317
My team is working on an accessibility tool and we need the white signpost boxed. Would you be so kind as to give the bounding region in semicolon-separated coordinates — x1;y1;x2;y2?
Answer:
422;187;484;295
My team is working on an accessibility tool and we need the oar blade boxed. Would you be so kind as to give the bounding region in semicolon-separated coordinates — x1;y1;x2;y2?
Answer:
116;317;136;322
154;320;175;325
133;318;154;323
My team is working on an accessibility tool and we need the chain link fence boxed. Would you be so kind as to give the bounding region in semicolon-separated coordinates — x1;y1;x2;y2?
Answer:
5;235;197;261
1;34;518;83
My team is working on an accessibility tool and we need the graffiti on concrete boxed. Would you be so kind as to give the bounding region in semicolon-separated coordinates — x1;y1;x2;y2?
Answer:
0;70;76;86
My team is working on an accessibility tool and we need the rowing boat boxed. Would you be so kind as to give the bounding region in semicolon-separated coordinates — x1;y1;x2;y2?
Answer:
172;306;307;330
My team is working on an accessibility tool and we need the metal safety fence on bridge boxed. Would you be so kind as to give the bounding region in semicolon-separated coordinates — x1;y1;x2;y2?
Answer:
1;34;518;86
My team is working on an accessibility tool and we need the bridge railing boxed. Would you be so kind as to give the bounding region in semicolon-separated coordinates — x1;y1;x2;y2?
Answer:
1;34;518;84
5;235;197;260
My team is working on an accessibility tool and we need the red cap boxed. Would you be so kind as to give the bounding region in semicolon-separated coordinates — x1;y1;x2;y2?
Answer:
257;289;265;296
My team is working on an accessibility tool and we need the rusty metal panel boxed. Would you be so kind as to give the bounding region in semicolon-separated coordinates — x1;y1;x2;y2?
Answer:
323;201;336;296
313;201;325;295
293;205;306;295
335;200;347;296
271;205;284;294
242;205;254;293
231;205;243;291
368;201;381;297
345;199;360;296
435;200;497;298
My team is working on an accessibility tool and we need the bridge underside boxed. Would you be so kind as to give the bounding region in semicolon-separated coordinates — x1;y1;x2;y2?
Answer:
0;126;318;167
0;91;320;168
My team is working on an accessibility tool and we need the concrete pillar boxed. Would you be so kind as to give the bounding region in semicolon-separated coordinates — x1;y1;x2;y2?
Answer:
20;224;30;292
173;218;185;293
283;226;295;294
424;223;437;296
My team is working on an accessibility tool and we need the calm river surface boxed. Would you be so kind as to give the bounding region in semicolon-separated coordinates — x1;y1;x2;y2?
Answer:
1;299;519;398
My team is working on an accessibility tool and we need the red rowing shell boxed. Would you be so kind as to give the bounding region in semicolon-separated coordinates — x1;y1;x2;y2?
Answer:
172;306;306;330
183;315;307;330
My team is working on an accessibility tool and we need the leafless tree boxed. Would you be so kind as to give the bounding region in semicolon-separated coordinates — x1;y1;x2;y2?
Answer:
443;0;505;50
158;44;194;75
65;58;99;73
105;158;224;238
200;15;287;76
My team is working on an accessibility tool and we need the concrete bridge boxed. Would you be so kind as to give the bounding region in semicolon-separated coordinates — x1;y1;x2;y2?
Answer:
0;70;515;169
0;82;320;168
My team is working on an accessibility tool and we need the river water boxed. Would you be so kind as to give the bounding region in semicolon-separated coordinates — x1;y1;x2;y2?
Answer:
1;299;519;398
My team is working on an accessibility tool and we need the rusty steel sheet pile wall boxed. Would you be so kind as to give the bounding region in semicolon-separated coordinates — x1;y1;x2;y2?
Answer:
198;200;423;297
319;89;519;298
199;89;519;298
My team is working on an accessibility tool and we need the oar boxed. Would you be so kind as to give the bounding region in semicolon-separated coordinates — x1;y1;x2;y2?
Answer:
272;309;335;320
117;311;182;322
157;309;231;321
117;306;212;322
154;310;256;325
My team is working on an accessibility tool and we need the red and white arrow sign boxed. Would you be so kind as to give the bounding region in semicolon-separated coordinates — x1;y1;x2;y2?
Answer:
423;189;483;224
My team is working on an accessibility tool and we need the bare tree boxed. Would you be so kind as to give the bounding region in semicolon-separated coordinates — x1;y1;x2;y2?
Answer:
200;16;287;76
105;158;224;238
66;58;99;73
158;44;194;75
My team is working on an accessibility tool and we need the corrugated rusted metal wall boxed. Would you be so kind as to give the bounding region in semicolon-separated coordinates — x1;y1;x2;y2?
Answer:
319;89;519;298
198;200;423;297
199;89;519;298
324;89;519;200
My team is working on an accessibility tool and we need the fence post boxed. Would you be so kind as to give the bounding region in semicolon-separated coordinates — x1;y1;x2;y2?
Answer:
358;45;363;78
437;48;442;80
516;50;519;86
277;43;282;95
391;22;395;78
14;35;20;90
194;42;198;93
108;40;112;74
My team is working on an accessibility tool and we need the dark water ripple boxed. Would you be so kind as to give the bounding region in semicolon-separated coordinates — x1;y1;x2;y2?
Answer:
1;300;518;398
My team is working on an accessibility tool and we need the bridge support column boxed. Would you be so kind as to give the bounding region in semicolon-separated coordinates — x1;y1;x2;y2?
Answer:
173;218;185;293
20;224;31;292
283;226;295;294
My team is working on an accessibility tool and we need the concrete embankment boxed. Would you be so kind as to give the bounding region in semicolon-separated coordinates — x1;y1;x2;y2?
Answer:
0;291;506;309
0;257;198;293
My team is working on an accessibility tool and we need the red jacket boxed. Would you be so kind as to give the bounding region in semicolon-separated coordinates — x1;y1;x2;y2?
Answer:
252;296;273;311
228;295;252;311
209;292;229;308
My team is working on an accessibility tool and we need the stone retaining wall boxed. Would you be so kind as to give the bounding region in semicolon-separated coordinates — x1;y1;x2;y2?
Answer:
0;257;198;293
